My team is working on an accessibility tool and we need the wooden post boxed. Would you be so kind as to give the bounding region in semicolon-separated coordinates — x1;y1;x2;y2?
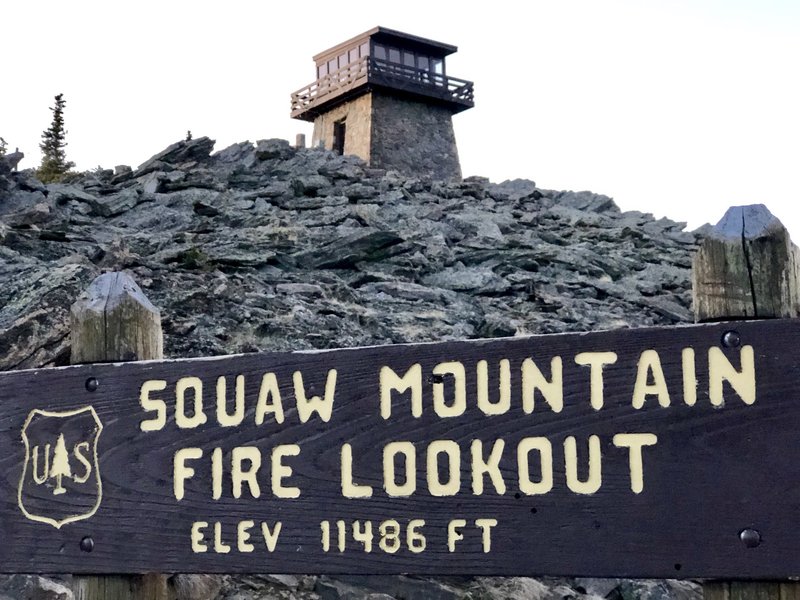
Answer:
693;204;800;321
70;271;163;364
693;205;800;600
70;272;169;600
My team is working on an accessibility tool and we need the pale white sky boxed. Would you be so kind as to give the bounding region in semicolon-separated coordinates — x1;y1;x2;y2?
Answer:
2;0;799;238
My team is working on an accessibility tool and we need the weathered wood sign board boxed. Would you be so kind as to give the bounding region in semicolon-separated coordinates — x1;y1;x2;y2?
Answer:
1;319;798;577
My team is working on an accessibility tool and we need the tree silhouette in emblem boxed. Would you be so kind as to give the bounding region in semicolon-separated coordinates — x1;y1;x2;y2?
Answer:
50;433;72;495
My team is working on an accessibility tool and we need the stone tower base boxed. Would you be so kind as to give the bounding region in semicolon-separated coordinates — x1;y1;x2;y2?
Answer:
311;91;462;181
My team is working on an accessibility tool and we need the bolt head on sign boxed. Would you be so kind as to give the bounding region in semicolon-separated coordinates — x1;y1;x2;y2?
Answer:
18;406;103;529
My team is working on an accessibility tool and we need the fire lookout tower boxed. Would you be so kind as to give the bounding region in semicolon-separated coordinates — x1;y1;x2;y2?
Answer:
290;27;474;181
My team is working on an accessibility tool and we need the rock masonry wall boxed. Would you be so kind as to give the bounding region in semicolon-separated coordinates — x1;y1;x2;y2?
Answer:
0;137;702;600
369;92;462;181
312;94;373;159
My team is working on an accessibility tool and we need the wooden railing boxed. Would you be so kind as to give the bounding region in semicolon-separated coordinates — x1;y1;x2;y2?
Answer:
291;56;370;116
291;57;474;117
368;58;474;105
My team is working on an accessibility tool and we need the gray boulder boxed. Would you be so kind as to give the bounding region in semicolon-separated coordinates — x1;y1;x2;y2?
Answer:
136;136;216;174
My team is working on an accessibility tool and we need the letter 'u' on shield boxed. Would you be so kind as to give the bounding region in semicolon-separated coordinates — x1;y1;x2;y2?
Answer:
18;406;103;529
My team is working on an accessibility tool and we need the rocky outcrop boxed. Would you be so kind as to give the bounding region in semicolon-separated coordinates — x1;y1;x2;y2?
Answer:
0;137;696;370
0;138;702;599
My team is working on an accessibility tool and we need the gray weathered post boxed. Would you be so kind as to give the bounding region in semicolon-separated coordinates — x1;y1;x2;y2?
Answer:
693;204;800;321
70;271;168;600
693;205;800;600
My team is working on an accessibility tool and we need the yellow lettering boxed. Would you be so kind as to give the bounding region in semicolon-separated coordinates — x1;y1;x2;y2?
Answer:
272;444;301;498
232;446;261;499
522;356;563;413
212;447;223;500
632;350;671;408
294;370;337;423
341;444;373;498
32;444;51;484
353;520;373;552
475;518;498;552
238;520;255;553
564;435;602;494
517;437;553;495
191;521;208;553
214;522;231;554
174;447;202;500
447;519;467;552
140;379;167;431
407;519;426;553
383;441;416;497
682;347;697;406
709;345;756;406
476;359;511;415
613;433;658;493
261;522;282;552
574;352;618;409
426;440;460;496
216;375;245;427
380;364;422;419
255;372;284;424
176;376;207;429
471;439;506;495
379;520;401;553
72;441;92;484
432;362;466;417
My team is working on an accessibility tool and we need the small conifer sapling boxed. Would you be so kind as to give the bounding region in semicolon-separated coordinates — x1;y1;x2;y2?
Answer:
37;93;75;183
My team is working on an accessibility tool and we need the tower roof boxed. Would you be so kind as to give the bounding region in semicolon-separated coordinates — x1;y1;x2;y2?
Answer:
312;26;458;64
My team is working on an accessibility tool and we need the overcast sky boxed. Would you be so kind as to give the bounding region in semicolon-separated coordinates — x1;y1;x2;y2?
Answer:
2;0;799;238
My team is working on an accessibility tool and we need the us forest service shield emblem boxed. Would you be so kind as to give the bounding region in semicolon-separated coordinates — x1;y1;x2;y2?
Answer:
18;406;103;529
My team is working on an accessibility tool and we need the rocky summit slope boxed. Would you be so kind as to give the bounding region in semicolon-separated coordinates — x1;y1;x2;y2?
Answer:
1;137;696;371
0;138;701;600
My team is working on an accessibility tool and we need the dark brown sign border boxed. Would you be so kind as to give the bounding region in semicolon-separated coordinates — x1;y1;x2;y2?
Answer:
0;319;797;578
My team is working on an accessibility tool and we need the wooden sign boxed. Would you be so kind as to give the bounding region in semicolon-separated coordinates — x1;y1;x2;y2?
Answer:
0;319;798;577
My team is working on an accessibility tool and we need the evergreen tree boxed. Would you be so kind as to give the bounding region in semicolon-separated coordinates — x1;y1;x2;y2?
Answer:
37;93;75;183
50;433;72;495
0;137;7;158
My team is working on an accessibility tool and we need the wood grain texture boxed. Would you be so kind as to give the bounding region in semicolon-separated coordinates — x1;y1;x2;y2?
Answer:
693;212;800;600
1;319;799;578
692;204;800;321
74;574;170;600
70;271;163;364
70;272;169;600
703;582;800;600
